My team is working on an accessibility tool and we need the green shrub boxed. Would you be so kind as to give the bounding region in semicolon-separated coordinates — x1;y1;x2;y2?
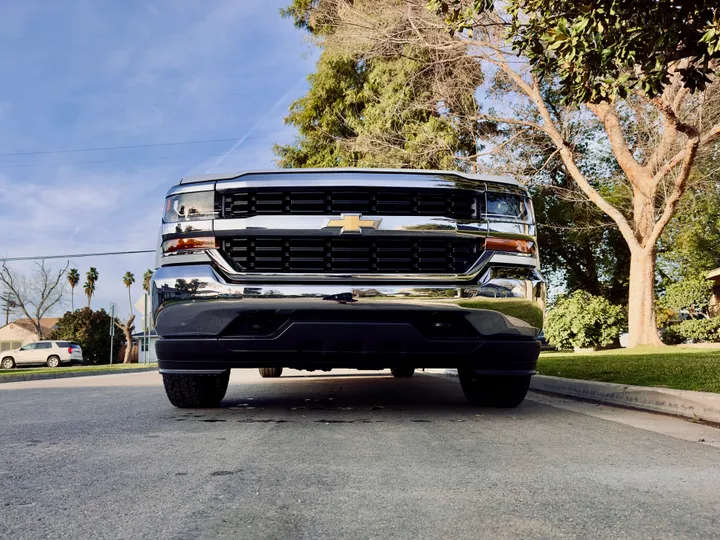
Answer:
51;308;125;364
675;318;720;343
545;291;626;350
660;277;711;319
660;325;685;345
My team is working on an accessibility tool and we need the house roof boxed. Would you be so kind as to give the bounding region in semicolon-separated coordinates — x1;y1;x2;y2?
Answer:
707;268;720;280
6;317;60;336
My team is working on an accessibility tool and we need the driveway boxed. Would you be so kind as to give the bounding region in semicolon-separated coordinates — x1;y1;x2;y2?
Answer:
1;370;719;539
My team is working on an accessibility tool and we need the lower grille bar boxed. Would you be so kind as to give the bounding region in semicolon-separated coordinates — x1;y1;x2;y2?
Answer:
220;236;482;274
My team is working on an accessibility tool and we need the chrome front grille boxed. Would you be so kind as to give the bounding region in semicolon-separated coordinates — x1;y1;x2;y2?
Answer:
222;187;478;220
220;236;482;274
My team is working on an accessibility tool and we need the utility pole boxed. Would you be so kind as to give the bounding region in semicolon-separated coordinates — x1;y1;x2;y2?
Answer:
1;292;17;325
109;302;116;365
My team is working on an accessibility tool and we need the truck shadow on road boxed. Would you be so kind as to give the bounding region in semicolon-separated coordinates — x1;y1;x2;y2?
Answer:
195;373;541;422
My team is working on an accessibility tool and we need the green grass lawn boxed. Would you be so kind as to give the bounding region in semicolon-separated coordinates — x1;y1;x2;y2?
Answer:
537;347;720;393
0;363;157;377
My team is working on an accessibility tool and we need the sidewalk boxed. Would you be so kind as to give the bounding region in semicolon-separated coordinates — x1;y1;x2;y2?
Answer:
0;365;158;384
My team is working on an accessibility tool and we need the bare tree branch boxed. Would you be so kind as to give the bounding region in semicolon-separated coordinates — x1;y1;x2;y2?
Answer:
0;261;68;339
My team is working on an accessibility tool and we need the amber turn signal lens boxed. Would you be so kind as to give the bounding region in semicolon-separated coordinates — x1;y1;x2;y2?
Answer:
484;237;535;254
162;237;217;254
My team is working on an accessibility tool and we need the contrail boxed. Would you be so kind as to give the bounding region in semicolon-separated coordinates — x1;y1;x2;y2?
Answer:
205;77;306;173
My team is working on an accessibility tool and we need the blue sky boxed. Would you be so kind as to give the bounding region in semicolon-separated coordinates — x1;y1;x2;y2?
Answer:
0;0;317;321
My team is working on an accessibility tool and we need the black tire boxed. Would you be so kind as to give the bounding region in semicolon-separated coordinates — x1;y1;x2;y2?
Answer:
457;369;531;408
390;367;415;378
1;357;15;369
162;371;230;408
46;355;61;368
259;367;283;378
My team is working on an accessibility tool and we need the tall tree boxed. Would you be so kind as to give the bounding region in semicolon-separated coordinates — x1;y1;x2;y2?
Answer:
83;281;95;309
67;268;79;311
0;261;68;339
85;268;98;308
423;0;720;346
123;272;135;314
142;269;153;294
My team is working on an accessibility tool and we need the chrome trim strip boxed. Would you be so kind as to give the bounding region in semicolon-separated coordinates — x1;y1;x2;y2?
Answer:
216;177;474;191
166;182;216;197
489;253;537;266
212;215;486;235
161;220;214;236
159;251;214;266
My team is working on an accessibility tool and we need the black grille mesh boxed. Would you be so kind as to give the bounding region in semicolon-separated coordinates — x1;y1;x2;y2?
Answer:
222;188;477;219
221;236;481;274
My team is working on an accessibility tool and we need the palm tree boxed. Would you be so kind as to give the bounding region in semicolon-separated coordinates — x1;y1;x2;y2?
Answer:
83;281;95;308
119;272;137;364
123;272;135;314
67;268;79;310
85;267;98;308
142;269;153;294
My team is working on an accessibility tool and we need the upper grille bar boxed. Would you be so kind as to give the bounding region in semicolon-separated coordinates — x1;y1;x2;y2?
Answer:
222;187;479;220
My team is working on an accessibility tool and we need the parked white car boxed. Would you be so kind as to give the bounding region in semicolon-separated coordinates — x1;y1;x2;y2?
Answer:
0;341;83;369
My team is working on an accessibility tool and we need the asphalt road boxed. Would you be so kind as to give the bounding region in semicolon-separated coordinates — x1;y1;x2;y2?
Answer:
1;370;719;540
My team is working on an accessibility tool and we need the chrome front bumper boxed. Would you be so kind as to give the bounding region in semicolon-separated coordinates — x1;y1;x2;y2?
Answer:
152;263;545;334
151;264;545;372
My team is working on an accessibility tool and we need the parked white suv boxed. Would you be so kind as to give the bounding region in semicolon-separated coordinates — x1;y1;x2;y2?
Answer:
0;341;83;369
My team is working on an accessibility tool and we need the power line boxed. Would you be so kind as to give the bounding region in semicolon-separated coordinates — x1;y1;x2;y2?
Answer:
0;135;271;158
0;151;231;169
1;250;155;262
0;135;293;170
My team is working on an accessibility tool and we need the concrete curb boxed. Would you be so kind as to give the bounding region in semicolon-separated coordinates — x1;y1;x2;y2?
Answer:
529;375;720;424
423;369;720;423
0;366;158;384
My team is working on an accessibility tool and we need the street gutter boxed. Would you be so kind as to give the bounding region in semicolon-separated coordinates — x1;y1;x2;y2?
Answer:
0;366;158;384
424;369;720;424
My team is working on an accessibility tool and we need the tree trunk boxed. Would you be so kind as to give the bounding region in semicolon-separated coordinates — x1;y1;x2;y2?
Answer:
627;249;663;347
123;326;134;363
122;315;136;364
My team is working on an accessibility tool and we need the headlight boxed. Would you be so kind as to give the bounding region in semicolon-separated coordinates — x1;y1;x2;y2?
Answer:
485;238;536;255
163;192;217;223
162;237;217;254
485;193;530;221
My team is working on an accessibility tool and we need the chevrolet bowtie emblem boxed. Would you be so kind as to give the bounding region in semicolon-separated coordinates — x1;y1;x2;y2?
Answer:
323;214;381;234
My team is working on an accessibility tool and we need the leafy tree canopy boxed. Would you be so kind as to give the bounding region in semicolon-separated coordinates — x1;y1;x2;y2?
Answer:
429;0;720;104
275;0;483;169
659;182;720;281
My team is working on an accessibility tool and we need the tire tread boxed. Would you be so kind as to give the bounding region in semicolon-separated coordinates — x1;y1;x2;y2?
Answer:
259;367;283;378
458;370;531;408
162;372;230;408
